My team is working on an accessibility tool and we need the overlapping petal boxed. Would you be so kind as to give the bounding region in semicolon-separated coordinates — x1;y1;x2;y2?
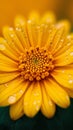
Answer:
0;52;18;72
54;45;73;66
0;37;19;61
51;66;73;89
0;78;29;106
0;72;19;84
41;84;56;118
3;26;25;53
10;97;24;120
23;82;42;117
44;79;70;108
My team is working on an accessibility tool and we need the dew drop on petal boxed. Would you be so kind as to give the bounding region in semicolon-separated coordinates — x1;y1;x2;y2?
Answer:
61;70;65;73
27;20;32;23
16;27;22;31
10;34;14;38
33;101;37;105
0;44;5;50
68;79;73;84
4;84;8;87
36;105;40;111
70;52;73;56
49;100;53;106
68;74;72;78
19;90;24;94
67;43;71;46
9;27;13;31
8;96;16;104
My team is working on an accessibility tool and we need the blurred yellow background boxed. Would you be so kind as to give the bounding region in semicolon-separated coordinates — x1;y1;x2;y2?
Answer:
0;0;73;31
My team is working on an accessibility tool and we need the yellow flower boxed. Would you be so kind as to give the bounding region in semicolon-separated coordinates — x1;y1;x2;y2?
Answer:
0;12;73;120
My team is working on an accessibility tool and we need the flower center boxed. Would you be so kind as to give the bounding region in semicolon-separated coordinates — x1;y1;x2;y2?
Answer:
18;47;54;81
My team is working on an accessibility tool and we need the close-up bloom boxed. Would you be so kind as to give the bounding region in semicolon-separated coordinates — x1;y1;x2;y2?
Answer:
0;12;73;121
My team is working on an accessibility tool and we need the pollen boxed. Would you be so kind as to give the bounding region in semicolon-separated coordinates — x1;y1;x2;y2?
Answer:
18;47;54;81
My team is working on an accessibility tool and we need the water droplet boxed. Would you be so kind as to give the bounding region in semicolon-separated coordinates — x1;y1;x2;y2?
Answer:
67;36;71;39
19;90;24;94
34;93;39;96
48;101;52;106
27;20;32;23
16;27;22;31
68;79;73;84
4;84;8;87
68;74;72;78
8;96;16;104
70;52;73;56
9;27;13;31
10;34;14;38
61;39;64;42
36;105;39;111
61;70;65;73
67;43;71;46
0;44;5;50
33;101;37;105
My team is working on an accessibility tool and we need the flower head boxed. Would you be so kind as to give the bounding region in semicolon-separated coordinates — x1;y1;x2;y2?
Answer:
0;12;73;120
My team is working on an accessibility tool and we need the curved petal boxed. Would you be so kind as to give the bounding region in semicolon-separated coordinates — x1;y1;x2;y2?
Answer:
0;52;18;72
10;97;24;120
27;20;41;47
0;72;19;84
41;12;56;24
23;82;42;117
64;88;73;98
0;78;29;106
54;45;73;66
51;67;73;89
45;22;68;51
41;84;56;118
44;79;70;108
28;12;40;24
57;20;71;33
54;34;73;57
3;26;24;53
0;37;19;61
46;21;70;54
14;16;30;49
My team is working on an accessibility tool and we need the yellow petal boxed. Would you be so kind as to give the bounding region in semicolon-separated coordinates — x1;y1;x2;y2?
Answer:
0;72;19;84
0;52;18;72
50;25;66;53
44;79;70;108
41;84;56;118
54;45;73;66
38;12;55;47
14;16;30;49
23;82;42;117
51;67;73;89
10;97;24;120
48;21;70;54
56;20;71;33
28;11;40;24
65;88;73;98
0;78;29;106
0;37;19;61
41;12;56;24
3;26;24;53
27;20;40;47
54;34;73;57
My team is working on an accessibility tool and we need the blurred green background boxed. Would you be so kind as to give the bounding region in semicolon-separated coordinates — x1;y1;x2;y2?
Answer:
0;99;73;130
